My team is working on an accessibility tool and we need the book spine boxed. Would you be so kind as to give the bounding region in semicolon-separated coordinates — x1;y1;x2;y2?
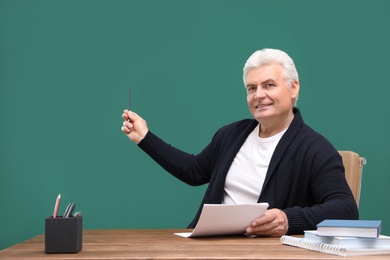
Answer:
280;236;347;256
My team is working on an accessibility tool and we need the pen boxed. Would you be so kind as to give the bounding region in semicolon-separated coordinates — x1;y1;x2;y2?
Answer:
53;194;61;218
64;203;76;218
64;203;71;216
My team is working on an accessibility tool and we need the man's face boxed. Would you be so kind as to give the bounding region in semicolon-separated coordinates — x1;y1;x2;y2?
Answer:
245;63;299;123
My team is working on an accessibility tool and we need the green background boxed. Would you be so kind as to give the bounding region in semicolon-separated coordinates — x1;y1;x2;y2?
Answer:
1;0;389;250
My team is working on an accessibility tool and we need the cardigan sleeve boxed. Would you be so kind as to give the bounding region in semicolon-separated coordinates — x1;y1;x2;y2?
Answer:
280;136;359;234
137;131;213;186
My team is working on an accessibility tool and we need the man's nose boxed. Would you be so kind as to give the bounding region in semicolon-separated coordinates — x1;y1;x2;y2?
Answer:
254;87;266;99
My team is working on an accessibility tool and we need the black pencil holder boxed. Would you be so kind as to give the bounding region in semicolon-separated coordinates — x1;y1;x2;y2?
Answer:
45;216;82;253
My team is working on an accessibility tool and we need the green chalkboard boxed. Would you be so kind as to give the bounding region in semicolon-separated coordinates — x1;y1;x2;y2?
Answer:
1;0;389;250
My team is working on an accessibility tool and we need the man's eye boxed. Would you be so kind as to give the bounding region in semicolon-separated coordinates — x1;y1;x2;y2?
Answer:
247;86;256;93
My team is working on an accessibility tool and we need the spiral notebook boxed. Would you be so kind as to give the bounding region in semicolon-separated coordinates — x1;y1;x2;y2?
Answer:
281;235;390;256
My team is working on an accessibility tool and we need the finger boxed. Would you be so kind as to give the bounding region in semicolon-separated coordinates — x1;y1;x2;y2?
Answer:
251;213;276;227
128;110;143;121
122;109;130;118
245;223;276;237
122;120;133;132
123;120;134;129
246;210;288;236
121;125;130;134
247;221;275;233
246;212;277;233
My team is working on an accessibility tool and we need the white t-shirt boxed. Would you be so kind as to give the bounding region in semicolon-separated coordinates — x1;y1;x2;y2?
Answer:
223;123;287;204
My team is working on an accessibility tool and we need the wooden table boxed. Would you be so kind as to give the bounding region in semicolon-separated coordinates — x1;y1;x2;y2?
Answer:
1;229;389;259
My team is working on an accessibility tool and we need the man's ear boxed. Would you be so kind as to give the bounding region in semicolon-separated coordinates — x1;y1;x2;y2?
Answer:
291;80;300;99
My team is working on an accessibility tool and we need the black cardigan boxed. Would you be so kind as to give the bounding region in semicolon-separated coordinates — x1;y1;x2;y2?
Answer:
138;108;358;234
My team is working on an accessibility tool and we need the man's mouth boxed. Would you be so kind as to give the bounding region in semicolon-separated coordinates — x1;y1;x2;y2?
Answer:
255;104;272;109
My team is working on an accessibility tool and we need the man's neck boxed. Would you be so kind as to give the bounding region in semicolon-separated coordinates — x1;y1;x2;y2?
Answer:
259;112;294;138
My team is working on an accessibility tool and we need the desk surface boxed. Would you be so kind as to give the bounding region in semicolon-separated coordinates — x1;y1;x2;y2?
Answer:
1;229;389;259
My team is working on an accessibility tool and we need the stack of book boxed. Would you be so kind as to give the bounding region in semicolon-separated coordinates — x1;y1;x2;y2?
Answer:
281;220;390;256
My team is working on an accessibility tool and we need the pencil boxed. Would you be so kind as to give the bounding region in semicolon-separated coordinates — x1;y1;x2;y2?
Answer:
128;89;131;110
53;194;61;218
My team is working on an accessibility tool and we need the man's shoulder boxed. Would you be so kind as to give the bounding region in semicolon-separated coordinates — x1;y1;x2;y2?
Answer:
293;107;330;141
290;121;338;157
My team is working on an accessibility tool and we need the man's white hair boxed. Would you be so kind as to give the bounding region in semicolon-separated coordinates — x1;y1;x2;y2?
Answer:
243;48;299;106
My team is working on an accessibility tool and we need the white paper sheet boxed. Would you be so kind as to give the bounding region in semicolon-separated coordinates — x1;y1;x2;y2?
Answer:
175;203;269;237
